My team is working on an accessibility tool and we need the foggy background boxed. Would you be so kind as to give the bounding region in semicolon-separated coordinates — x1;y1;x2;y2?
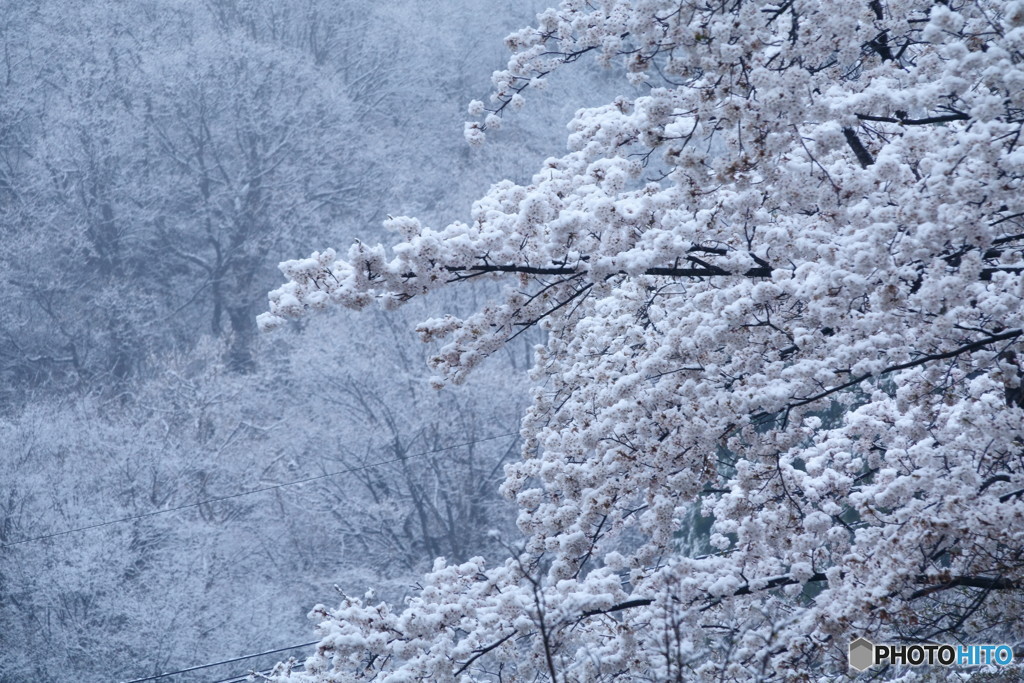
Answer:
0;1;614;680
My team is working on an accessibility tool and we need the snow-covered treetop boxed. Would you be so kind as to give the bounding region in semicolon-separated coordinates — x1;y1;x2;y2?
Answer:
264;0;1024;679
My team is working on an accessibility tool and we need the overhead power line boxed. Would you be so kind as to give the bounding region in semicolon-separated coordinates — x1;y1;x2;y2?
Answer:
121;641;318;683
209;667;276;683
2;431;518;549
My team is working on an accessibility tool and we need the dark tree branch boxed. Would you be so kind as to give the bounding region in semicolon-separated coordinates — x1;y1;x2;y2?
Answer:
843;127;875;167
869;0;883;21
1000;487;1024;503
910;575;1019;600
789;328;1024;409
857;112;970;126
454;631;516;676
381;226;1023;289
581;571;1020;621
582;598;655;618
434;263;773;279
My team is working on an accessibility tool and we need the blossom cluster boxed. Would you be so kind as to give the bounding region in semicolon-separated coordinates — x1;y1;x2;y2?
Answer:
265;0;1024;679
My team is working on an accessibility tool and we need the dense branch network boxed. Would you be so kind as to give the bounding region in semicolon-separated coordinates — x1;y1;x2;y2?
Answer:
264;0;1024;680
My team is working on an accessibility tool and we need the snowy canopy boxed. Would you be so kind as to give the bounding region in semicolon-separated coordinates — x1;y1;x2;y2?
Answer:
265;0;1024;679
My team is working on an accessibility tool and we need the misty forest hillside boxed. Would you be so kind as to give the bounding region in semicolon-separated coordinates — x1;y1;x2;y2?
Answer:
0;2;613;680
6;0;1024;681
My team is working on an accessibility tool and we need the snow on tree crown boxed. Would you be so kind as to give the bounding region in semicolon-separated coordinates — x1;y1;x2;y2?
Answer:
264;0;1024;679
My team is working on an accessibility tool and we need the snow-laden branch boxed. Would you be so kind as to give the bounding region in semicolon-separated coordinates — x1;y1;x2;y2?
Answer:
266;0;1024;679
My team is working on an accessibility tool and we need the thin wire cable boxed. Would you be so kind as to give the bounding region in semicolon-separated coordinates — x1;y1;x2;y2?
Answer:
208;669;271;683
2;432;518;549
209;666;276;683
121;641;318;683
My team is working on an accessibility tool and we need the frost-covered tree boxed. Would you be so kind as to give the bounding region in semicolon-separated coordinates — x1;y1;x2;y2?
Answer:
0;2;159;394
144;25;375;372
0;318;524;682
264;0;1024;679
1;1;597;679
0;0;590;400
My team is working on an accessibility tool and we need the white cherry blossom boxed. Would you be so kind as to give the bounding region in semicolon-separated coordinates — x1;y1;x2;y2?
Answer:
265;0;1024;679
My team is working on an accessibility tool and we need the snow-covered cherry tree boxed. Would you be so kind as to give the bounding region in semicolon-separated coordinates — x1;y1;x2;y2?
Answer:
263;0;1024;679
